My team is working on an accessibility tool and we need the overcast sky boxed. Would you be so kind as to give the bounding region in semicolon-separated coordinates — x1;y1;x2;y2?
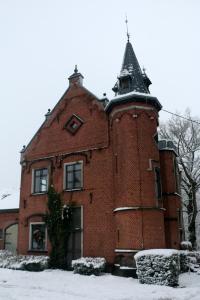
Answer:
0;0;199;190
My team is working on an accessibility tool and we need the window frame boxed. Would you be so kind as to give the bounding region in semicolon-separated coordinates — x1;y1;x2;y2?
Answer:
32;168;49;194
29;222;47;252
63;161;83;191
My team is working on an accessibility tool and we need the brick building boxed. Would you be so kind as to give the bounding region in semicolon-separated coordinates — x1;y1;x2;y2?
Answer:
14;37;182;270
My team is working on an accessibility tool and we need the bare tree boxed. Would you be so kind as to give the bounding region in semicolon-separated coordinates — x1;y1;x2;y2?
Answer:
159;109;200;248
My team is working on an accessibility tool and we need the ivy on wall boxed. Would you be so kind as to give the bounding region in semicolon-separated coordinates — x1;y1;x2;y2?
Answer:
44;186;73;269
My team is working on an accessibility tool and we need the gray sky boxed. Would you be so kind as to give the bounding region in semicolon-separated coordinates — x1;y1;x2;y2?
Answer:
0;0;199;190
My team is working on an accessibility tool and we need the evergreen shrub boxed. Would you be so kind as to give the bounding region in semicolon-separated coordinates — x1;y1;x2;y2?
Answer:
72;257;106;276
0;250;48;271
135;249;179;287
179;250;200;273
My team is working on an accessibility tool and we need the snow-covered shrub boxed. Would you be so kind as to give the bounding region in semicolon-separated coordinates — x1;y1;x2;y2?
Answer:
179;251;200;273
188;251;200;264
0;250;48;271
181;241;192;251
179;251;189;273
135;249;179;287
72;257;106;276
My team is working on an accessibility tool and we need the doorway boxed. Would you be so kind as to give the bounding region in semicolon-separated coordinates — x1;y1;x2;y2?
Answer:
67;207;82;264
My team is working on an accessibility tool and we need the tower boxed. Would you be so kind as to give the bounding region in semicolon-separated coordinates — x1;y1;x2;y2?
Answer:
107;35;165;270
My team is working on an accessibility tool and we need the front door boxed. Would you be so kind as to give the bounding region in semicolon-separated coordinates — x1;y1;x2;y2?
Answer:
67;207;82;264
5;224;18;254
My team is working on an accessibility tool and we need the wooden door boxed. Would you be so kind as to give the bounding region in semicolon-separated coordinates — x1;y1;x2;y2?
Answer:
67;207;82;264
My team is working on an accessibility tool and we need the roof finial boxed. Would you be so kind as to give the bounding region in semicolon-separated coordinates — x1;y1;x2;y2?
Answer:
74;65;78;73
125;15;130;42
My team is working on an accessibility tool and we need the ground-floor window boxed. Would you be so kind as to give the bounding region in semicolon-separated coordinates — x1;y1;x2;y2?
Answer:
29;223;47;251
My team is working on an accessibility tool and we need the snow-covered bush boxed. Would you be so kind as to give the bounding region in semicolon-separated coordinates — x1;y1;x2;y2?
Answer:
72;257;106;276
179;251;200;273
179;251;189;273
188;251;200;264
181;241;192;251
135;249;179;287
0;250;48;271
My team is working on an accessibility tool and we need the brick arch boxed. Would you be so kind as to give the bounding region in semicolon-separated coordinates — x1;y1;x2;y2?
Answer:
60;151;91;165
25;213;45;227
4;221;18;232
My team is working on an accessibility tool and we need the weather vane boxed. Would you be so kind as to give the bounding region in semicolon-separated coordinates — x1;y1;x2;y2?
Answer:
125;15;130;42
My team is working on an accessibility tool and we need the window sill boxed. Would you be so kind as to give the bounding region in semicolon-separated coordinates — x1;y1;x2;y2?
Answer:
28;249;48;253
31;192;47;196
64;188;83;192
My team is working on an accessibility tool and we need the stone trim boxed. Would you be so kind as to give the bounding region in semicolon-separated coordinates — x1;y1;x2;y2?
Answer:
115;249;139;253
113;206;165;212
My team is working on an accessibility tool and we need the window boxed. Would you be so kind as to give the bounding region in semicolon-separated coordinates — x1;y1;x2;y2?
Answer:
0;229;3;240
29;223;46;251
33;168;48;193
64;161;83;191
155;167;162;199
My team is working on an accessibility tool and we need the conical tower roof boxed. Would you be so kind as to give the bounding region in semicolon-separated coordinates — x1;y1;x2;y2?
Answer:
113;40;151;95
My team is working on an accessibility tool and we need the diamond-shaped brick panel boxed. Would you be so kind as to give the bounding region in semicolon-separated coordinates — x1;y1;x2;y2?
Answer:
64;114;83;135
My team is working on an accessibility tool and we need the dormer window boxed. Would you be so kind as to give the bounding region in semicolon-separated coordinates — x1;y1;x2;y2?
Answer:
121;78;129;89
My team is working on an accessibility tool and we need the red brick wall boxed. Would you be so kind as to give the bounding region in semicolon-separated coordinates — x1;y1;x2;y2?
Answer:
111;103;166;253
160;150;182;249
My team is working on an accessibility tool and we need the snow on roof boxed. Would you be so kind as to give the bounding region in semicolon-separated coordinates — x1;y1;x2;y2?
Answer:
0;188;20;210
135;249;179;260
111;90;156;101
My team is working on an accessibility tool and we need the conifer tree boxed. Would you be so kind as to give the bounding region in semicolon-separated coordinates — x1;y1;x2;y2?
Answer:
45;186;72;269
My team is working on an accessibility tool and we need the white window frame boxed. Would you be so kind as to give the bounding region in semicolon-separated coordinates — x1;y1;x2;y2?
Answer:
31;167;49;194
29;222;47;251
63;161;83;191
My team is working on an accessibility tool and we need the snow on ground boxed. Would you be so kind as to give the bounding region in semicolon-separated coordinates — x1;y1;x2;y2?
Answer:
0;269;199;300
0;188;19;209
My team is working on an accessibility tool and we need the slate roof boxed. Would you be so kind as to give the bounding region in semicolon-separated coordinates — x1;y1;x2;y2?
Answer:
113;40;151;95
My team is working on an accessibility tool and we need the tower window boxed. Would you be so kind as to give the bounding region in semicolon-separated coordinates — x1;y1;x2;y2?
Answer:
155;167;162;199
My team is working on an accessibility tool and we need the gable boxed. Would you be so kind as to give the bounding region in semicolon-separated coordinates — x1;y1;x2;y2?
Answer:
23;84;108;160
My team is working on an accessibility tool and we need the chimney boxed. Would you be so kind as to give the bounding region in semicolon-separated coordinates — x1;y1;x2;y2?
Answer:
68;65;84;86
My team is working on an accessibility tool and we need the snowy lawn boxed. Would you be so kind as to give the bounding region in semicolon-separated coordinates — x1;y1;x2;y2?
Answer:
0;269;199;300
